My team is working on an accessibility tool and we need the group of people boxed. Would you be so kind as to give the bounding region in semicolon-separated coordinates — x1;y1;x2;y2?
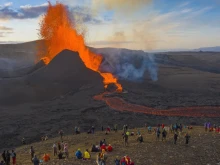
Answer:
3;122;219;165
1;150;16;165
204;122;220;132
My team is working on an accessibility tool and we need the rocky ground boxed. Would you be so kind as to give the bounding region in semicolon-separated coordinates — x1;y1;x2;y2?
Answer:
10;126;220;165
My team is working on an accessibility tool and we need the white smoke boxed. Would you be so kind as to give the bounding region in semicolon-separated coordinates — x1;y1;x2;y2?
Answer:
98;48;158;81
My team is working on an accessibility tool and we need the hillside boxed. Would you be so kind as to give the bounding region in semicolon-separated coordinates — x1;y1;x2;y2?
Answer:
11;126;220;165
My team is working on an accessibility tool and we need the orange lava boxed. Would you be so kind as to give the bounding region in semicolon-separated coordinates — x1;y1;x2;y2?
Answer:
38;2;122;92
94;93;220;117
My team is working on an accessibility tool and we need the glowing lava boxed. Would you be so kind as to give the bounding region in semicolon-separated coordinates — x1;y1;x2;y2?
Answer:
94;93;220;117
38;2;122;92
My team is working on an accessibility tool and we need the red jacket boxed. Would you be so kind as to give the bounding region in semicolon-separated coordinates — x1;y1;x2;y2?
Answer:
101;145;106;151
107;145;112;152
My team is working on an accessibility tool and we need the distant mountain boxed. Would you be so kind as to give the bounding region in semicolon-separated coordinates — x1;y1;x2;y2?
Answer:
194;46;220;52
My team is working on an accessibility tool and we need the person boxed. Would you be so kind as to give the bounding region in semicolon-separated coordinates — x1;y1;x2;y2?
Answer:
123;133;129;146
123;125;126;133
42;153;50;162
101;144;106;151
137;130;141;136
125;155;132;165
22;137;26;145
102;126;104;132
64;143;69;158
120;156;126;165
75;149;82;159
148;126;152;133
114;124;118;132
102;139;107;145
58;130;64;140
0;161;5;165
156;127;160;141
174;132;178;144
30;146;35;162
162;129;167;141
83;149;91;160
44;135;48;141
11;150;16;165
99;149;107;165
137;134;143;143
115;157;120;165
106;126;111;134
41;136;45;141
162;124;165;129
58;151;63;159
58;142;61;151
74;126;78;134
52;143;57;156
107;144;113;152
2;151;6;163
32;155;40;165
91;144;99;152
91;126;95;134
5;151;10;165
185;133;190;144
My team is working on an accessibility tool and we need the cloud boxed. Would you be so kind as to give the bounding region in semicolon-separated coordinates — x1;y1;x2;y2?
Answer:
92;0;152;13
0;31;13;37
0;26;13;31
0;3;48;19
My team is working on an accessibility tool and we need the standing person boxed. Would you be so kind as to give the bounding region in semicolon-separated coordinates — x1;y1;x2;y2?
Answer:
162;129;167;141
123;133;129;146
58;130;64;140
156;127;160;141
22;137;26;145
185;133;190;144
174;132;178;144
91;126;95;134
5;151;10;165
32;155;40;165
101;126;104;132
11;150;16;165
74;126;78;134
100;149;107;165
64;143;69;159
204;122;208;132
30;146;35;162
123;125;126;133
52;143;57;156
58;142;61;151
2;151;6;163
114;124;118;133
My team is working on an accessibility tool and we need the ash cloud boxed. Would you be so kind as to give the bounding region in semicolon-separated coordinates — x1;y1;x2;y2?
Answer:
98;48;158;81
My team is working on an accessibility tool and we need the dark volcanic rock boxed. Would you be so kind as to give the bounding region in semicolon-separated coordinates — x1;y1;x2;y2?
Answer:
0;49;104;105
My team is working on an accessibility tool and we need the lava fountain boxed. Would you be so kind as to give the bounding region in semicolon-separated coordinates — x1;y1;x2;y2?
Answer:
38;2;122;91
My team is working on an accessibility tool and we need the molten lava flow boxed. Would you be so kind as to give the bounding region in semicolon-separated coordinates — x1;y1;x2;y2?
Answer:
38;2;122;92
94;93;220;117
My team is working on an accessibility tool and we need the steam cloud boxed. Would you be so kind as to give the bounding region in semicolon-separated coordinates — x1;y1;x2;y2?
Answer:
98;49;158;81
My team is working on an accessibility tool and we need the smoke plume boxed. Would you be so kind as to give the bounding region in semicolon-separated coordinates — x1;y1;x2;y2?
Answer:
97;48;158;82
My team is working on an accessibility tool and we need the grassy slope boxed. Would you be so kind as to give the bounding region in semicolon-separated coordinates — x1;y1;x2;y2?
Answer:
14;126;220;165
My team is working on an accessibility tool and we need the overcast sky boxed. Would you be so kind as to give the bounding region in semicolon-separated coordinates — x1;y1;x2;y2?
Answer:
0;0;220;50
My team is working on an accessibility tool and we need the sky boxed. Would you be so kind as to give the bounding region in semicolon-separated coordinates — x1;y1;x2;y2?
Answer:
0;0;220;51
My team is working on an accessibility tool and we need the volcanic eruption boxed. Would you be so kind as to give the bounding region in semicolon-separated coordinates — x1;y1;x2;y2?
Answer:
38;2;122;92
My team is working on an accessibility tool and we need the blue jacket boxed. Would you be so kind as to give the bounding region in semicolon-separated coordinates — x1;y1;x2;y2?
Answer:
75;150;82;159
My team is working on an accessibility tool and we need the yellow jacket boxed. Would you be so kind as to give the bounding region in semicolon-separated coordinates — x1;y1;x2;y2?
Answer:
84;151;91;159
